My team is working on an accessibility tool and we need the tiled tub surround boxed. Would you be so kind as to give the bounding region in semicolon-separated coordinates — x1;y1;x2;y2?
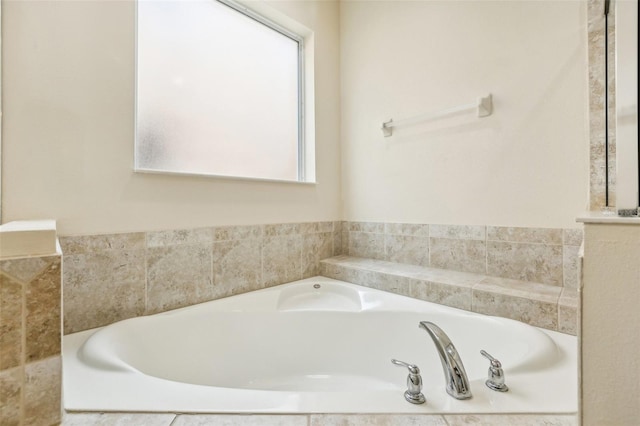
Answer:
61;222;341;334
62;221;581;335
321;256;578;335
343;222;583;289
0;253;62;426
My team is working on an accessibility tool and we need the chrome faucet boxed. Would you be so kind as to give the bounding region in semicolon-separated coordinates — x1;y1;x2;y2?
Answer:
419;321;472;400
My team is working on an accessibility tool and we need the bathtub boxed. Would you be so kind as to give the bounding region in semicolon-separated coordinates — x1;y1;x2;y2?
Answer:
63;276;577;414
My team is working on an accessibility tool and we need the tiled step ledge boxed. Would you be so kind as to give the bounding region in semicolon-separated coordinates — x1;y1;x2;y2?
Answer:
320;255;577;335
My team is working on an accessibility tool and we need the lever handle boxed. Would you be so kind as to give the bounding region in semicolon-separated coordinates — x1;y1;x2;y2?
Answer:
480;350;508;392
480;350;502;367
390;359;426;404
391;358;420;374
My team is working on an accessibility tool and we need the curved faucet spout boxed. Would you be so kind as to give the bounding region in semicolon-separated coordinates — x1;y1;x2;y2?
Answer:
419;321;472;400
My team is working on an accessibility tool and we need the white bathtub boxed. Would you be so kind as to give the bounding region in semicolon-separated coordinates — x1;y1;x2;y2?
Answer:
63;276;577;414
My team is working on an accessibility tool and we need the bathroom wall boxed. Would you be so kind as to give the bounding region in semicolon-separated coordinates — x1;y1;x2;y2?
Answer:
0;253;61;426
340;0;589;229
0;0;341;236
581;221;640;425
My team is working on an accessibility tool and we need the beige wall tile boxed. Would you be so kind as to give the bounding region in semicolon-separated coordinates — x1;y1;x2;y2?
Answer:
332;223;343;256
563;228;584;246
384;234;429;267
302;232;334;278
25;260;61;362
264;223;302;237
341;229;350;256
23;356;61;426
310;414;447;426
213;225;262;242
588;0;616;210
367;272;412;296
348;221;384;233
262;236;302;287
0;257;53;284
320;258;381;286
0;367;22;426
487;226;562;244
146;244;213;314
63;249;145;334
430;238;486;274
411;280;472;311
430;224;485;240
212;239;262;298
60;233;145;255
472;290;558;330
385;223;429;237
146;227;211;248
475;276;562;304
317;221;335;234
348;232;385;260
559;304;578;336
319;261;354;283
362;258;425;276
0;274;23;370
340;267;378;288
299;221;334;234
413;268;484;288
558;289;579;335
487;241;563;286
563;244;581;289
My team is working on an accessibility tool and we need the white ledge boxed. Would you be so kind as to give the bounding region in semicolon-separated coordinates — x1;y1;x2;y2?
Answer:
577;211;640;224
0;220;58;258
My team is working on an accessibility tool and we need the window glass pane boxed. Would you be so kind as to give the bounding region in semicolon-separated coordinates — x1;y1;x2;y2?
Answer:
136;0;300;181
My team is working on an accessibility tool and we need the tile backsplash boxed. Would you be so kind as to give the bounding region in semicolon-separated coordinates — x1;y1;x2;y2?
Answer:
344;222;582;289
61;221;581;335
60;222;342;334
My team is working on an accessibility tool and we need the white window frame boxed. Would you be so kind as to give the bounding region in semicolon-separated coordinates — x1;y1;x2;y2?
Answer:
134;0;310;183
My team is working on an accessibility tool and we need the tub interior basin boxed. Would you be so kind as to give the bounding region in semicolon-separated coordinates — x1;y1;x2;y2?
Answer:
78;309;559;391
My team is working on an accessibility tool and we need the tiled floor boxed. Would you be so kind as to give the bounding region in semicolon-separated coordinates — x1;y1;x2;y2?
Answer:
62;412;578;425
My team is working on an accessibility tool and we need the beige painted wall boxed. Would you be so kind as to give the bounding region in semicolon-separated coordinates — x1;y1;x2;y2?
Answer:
581;222;640;425
340;0;589;229
1;0;341;236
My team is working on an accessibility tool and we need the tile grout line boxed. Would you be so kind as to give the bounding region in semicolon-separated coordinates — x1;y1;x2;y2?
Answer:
168;413;180;426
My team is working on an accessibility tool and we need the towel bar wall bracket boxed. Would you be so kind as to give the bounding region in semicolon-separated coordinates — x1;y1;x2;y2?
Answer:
382;94;493;137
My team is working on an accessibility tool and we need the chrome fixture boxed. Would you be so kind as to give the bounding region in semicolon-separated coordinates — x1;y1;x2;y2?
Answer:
480;350;509;392
391;359;426;404
419;321;472;400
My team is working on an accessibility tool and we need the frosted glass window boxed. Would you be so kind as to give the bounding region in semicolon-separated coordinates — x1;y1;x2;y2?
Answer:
136;0;303;181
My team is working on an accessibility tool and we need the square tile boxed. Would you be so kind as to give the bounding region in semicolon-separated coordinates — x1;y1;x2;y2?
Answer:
146;243;213;314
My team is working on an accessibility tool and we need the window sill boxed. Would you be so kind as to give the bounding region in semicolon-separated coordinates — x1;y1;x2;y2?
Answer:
134;168;317;185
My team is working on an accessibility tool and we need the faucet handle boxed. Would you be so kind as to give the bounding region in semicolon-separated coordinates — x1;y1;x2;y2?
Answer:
480;350;509;392
391;359;426;404
480;350;502;367
391;358;420;374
